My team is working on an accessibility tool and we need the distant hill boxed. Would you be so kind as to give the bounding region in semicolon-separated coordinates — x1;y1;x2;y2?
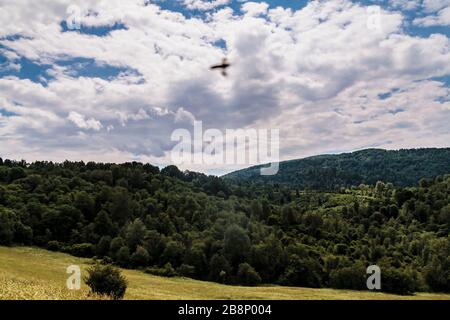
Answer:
223;148;450;189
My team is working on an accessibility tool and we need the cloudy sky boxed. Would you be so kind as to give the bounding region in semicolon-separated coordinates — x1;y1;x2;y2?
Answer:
0;0;449;175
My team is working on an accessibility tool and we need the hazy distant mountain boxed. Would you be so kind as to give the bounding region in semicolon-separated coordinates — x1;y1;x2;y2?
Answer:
224;148;450;189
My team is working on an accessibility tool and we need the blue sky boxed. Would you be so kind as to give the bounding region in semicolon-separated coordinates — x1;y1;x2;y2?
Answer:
0;0;449;174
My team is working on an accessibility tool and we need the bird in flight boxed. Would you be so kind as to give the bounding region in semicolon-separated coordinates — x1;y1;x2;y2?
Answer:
210;58;231;77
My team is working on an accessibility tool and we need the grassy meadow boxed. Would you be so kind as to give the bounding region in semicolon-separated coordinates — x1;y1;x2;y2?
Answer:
1;246;449;300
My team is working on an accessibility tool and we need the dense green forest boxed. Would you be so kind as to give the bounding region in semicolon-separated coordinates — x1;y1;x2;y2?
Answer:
224;148;450;190
0;156;449;295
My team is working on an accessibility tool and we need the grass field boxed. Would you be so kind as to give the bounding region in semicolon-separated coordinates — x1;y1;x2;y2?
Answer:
1;246;449;300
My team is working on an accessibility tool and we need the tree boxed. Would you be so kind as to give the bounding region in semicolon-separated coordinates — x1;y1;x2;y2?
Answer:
161;165;183;179
94;211;115;237
7;167;26;182
224;225;251;267
423;238;450;292
209;254;232;283
395;189;414;207
161;241;185;267
281;254;323;288
0;208;15;245
85;264;127;300
237;263;261;286
74;191;95;221
109;237;125;259
329;264;366;290
131;246;150;267
116;246;130;267
184;243;207;278
381;267;416;295
250;235;285;282
281;205;297;226
125;218;147;251
96;236;112;257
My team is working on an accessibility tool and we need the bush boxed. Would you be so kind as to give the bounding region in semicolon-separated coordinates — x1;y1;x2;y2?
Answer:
101;256;114;265
329;265;366;290
145;263;177;277
209;254;231;283
85;264;127;300
280;254;323;288
0;209;15;245
70;243;94;257
47;240;62;251
177;264;196;277
14;223;33;244
424;257;450;292
237;263;261;286
381;268;416;295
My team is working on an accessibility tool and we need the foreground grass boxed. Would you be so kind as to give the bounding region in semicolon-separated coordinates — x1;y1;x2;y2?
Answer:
1;246;449;300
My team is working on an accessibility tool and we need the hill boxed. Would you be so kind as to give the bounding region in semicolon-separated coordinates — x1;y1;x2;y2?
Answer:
0;156;449;296
224;148;450;189
1;246;449;300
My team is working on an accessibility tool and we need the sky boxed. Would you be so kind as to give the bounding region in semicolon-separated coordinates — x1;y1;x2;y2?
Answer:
0;0;449;175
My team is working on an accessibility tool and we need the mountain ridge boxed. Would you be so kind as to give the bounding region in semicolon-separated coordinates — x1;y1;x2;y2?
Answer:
223;148;450;189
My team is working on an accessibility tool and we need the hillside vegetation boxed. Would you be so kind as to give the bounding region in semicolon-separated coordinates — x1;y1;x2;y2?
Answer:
224;148;450;189
0;155;449;296
1;246;449;300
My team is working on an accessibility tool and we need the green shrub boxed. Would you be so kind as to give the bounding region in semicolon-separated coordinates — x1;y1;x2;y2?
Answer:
237;263;261;286
329;266;366;290
381;268;416;295
280;254;323;288
177;264;196;277
84;264;127;300
145;263;177;277
47;240;62;251
70;243;94;257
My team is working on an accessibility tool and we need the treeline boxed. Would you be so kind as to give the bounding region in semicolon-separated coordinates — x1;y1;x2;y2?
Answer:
224;148;450;190
0;158;449;294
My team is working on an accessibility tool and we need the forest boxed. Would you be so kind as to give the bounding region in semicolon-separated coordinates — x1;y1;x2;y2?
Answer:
0;155;449;295
225;148;450;189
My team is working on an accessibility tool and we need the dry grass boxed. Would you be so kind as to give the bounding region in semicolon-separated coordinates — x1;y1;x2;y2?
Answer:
0;276;95;300
1;246;449;300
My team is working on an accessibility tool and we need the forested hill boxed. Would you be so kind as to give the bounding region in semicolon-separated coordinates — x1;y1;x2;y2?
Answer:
224;148;450;189
0;156;449;294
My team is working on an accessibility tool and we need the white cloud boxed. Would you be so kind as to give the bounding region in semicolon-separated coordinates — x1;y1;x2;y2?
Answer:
183;0;230;11
0;0;449;174
414;5;450;25
422;0;450;12
389;0;421;11
175;107;196;124
241;2;270;16
68;111;103;130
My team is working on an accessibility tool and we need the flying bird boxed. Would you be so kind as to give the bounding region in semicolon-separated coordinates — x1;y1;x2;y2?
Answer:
210;58;231;76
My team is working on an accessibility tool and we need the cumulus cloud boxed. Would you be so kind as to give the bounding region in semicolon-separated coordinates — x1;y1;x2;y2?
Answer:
241;2;270;16
422;0;450;12
389;0;421;11
414;5;450;25
0;0;449;174
183;0;230;11
68;111;103;131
